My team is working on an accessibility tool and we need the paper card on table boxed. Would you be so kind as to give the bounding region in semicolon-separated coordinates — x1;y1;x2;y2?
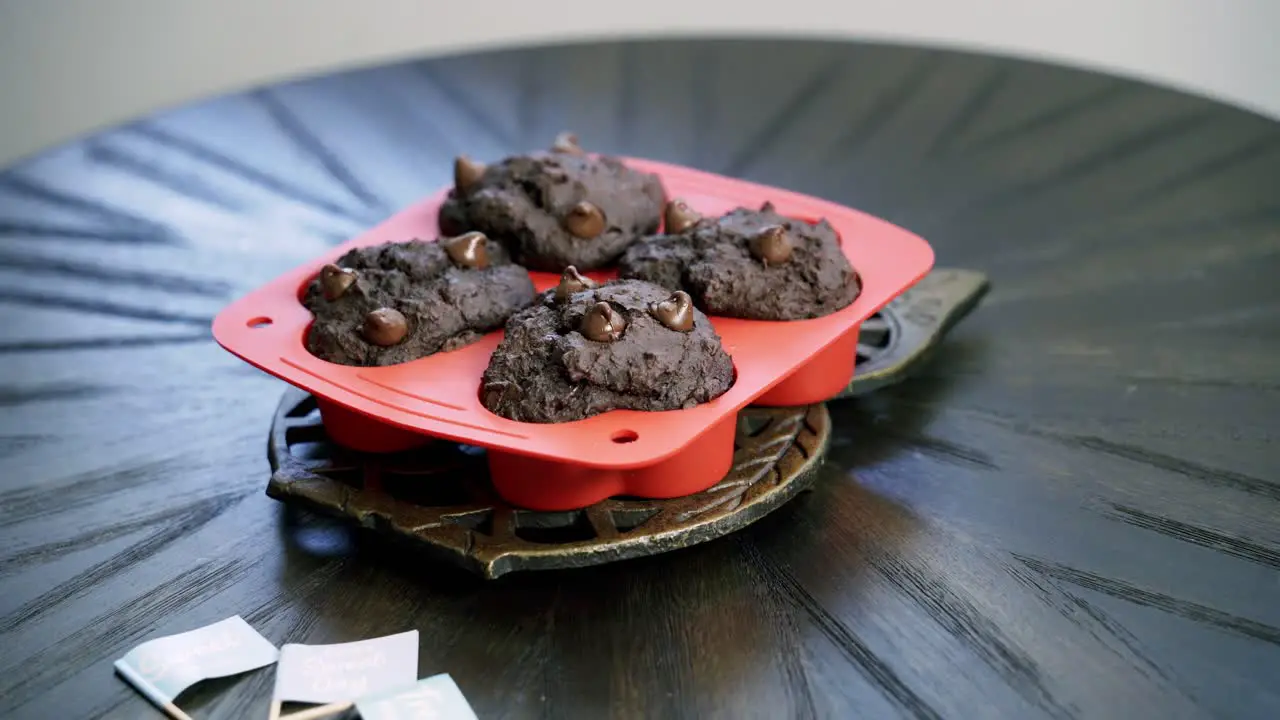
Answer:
356;674;478;720
114;616;279;708
272;630;419;704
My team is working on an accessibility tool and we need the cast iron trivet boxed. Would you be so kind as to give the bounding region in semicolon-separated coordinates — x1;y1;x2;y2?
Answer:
838;267;989;398
266;268;987;578
269;391;829;579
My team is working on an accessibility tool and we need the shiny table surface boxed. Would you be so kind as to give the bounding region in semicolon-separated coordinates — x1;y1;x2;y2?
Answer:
1;38;1278;719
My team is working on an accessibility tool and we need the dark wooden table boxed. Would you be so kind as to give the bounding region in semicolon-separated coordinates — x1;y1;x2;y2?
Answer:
2;38;1278;720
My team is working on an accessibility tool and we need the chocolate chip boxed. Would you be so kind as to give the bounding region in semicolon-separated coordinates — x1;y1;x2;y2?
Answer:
483;381;516;409
749;225;793;266
454;155;486;192
442;231;490;269
555;265;597;303
319;264;357;301
551;131;583;154
664;199;702;234
580;301;626;342
362;307;408;346
650;290;695;332
564;201;606;239
484;388;502;408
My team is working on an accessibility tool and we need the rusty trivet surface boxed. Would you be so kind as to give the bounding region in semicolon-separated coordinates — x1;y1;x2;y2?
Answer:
267;389;830;579
842;268;989;398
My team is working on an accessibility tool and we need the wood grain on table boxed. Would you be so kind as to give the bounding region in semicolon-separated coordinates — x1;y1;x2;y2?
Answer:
1;38;1278;719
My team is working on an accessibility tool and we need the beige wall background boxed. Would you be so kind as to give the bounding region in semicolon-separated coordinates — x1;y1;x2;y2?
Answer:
1;0;1277;168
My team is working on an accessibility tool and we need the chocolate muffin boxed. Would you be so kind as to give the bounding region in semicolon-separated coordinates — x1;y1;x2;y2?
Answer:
617;200;861;320
480;276;735;423
438;133;666;272
303;234;535;366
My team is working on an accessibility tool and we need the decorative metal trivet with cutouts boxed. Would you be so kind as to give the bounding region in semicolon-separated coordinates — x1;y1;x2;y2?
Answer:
269;391;830;579
840;268;989;398
266;268;988;578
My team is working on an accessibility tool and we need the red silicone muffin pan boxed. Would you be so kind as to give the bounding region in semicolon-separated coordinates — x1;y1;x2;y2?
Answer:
213;158;934;510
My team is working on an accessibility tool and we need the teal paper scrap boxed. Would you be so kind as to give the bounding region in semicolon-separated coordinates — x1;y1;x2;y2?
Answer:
272;630;419;704
114;615;279;711
356;674;479;720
